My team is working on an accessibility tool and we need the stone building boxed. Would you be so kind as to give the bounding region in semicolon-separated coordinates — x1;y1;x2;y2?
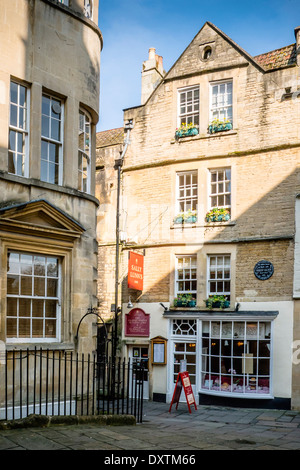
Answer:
97;22;300;409
0;0;102;357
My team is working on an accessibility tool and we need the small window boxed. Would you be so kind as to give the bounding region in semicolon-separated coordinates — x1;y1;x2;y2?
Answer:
8;81;29;177
177;171;198;214
203;46;212;60
6;251;61;342
210;80;233;123
84;0;93;18
176;256;197;301
178;86;199;127
78;109;91;193
209;168;231;211
41;94;63;185
207;254;231;300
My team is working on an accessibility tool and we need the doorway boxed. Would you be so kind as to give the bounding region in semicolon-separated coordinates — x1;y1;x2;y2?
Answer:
128;346;149;400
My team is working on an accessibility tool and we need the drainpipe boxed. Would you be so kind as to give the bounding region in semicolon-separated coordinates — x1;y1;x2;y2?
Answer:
113;120;133;358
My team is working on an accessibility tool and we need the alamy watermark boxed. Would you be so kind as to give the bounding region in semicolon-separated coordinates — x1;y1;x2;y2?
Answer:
292;340;300;365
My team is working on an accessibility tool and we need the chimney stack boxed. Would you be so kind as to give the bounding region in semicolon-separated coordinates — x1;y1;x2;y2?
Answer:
295;26;300;66
141;48;165;105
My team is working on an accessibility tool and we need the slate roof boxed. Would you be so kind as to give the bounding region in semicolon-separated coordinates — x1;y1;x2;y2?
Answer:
96;127;124;148
254;43;297;70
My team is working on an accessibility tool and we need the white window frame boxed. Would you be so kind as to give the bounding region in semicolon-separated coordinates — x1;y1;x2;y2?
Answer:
78;109;91;193
200;319;273;397
176;171;198;215
209;168;231;211
58;0;69;5
8;80;30;177
175;255;197;299
83;0;93;19
177;86;200;128
210;80;233;124
6;251;62;343
207;254;231;299
41;93;64;186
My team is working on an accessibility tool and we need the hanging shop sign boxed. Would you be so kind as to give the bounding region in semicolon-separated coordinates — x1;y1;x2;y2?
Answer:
125;308;150;337
128;251;144;291
254;260;274;280
169;371;197;414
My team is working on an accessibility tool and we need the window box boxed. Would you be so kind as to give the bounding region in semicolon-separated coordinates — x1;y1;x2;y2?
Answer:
208;120;232;134
174;210;197;224
174;294;196;308
175;124;199;139
206;208;230;223
205;295;230;310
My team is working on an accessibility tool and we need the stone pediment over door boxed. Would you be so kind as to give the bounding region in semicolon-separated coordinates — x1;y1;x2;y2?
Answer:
0;199;85;243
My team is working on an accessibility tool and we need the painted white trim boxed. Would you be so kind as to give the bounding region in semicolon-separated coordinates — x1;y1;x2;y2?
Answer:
207;167;231;211
8;81;30;178
6;251;62;343
41;93;64;186
177;85;200;128
209;79;233;124
175;170;198;215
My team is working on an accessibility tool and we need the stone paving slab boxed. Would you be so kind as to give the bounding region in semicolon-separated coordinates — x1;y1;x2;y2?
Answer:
0;401;300;451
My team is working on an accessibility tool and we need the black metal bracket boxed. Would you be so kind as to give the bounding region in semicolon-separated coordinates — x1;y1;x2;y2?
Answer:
74;307;107;344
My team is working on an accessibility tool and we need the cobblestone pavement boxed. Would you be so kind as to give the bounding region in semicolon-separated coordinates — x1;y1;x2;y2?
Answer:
1;401;300;452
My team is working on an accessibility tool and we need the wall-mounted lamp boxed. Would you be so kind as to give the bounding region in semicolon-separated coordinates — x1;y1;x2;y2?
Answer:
127;296;133;309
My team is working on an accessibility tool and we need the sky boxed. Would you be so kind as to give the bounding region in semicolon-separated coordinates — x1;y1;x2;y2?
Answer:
97;0;299;132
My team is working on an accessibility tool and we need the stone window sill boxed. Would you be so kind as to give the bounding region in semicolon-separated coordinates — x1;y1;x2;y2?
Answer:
171;130;237;144
171;221;236;229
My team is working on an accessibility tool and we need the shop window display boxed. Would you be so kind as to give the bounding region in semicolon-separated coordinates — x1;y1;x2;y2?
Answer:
201;321;271;395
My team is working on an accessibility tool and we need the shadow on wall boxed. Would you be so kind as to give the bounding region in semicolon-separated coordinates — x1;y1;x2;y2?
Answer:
119;161;299;307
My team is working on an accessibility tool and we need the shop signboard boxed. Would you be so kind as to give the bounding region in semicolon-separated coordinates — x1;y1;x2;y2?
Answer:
125;308;150;337
169;371;197;414
128;251;144;290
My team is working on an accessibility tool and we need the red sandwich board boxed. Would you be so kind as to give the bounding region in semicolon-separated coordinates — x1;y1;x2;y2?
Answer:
169;371;197;413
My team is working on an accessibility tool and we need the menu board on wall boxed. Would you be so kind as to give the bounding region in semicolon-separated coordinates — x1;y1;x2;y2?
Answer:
151;337;167;365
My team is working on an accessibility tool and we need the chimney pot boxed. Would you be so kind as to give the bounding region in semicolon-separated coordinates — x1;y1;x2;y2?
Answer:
141;48;165;105
149;48;156;60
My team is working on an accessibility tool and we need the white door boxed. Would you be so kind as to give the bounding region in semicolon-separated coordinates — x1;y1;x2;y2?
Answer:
172;341;197;402
129;346;149;400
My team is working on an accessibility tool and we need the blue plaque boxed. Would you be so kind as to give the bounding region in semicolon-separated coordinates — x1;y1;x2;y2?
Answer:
254;260;274;280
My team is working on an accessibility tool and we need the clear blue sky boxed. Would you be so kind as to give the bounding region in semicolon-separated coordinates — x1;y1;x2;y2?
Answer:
97;0;299;132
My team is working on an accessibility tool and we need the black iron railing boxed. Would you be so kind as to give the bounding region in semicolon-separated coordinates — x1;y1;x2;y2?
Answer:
0;348;146;423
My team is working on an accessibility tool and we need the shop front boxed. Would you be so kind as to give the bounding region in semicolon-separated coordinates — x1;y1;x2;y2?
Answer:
165;309;292;409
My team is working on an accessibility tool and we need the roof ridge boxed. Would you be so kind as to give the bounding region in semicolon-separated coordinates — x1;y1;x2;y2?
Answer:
97;127;123;134
254;42;296;58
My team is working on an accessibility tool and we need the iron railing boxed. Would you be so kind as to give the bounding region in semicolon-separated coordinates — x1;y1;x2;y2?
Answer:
0;348;146;423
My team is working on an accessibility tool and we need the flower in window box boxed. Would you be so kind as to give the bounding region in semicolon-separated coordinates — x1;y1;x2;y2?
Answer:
205;295;230;309
208;118;232;134
175;122;199;139
174;209;197;224
174;294;188;307
205;207;230;223
174;293;196;308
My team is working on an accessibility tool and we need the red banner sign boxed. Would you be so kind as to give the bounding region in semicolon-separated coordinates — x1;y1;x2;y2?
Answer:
125;308;150;337
169;371;197;414
128;252;144;291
